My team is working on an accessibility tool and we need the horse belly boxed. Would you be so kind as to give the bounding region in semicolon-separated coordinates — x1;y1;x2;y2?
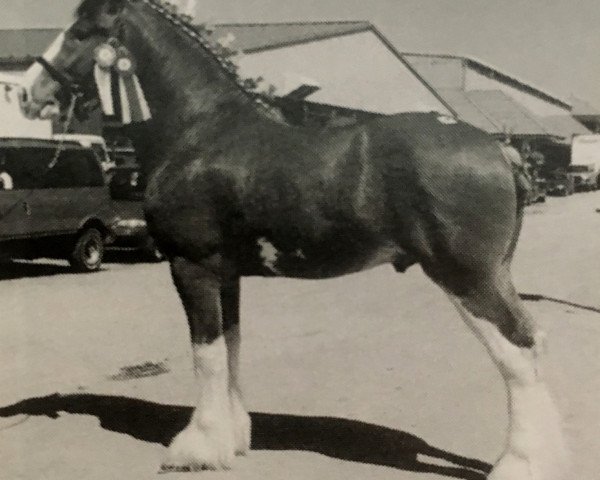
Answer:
246;235;406;279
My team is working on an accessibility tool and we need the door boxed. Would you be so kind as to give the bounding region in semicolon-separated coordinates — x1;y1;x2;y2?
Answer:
0;146;41;240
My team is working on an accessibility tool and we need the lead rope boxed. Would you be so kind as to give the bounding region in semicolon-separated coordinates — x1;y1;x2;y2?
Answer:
48;92;80;169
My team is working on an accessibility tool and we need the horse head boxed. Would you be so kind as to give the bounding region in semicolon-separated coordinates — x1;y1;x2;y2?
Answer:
21;0;129;120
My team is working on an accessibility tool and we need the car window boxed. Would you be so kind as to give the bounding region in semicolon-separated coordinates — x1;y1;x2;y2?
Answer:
45;150;105;189
0;146;105;190
0;147;53;190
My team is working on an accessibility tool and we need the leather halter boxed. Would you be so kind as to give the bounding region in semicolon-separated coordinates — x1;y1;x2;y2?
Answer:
35;56;83;96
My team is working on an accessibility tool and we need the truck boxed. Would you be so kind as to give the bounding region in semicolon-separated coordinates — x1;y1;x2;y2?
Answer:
569;134;600;191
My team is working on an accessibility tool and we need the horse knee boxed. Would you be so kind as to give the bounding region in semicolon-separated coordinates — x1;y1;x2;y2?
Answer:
170;256;224;343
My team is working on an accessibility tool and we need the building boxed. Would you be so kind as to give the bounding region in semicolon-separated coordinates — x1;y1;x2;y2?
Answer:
0;22;591;159
403;53;590;141
0;72;52;138
569;96;600;133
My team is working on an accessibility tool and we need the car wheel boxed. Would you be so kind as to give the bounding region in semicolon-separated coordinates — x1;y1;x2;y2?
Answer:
140;237;164;263
70;228;104;272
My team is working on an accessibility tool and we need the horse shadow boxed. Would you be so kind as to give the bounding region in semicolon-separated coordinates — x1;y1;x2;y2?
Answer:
0;393;491;479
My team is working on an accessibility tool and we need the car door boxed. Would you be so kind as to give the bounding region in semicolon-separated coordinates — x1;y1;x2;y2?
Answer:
0;146;38;240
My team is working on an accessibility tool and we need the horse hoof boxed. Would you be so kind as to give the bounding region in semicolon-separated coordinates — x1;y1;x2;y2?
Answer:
162;422;235;472
488;449;568;480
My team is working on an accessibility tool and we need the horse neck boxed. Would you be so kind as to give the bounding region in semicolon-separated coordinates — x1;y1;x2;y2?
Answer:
122;3;258;165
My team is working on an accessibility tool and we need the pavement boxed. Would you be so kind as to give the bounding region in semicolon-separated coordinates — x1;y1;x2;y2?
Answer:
0;191;599;480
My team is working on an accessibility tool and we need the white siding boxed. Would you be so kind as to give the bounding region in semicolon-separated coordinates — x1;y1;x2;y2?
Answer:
465;69;569;118
0;75;52;139
237;31;450;115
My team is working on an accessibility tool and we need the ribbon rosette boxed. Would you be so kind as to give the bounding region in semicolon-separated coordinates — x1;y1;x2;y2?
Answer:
93;41;151;124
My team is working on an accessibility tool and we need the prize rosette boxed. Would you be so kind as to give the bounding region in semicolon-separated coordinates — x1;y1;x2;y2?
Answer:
115;47;136;77
93;41;151;124
94;43;118;70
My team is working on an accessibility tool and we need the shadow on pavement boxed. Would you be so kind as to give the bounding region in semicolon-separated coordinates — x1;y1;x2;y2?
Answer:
0;393;491;479
0;261;73;280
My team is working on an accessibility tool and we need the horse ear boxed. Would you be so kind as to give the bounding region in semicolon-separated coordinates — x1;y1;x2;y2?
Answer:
97;0;126;28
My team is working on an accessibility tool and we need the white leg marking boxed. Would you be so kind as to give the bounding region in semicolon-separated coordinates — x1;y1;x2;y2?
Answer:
225;325;251;455
163;337;235;471
449;295;568;480
257;237;281;274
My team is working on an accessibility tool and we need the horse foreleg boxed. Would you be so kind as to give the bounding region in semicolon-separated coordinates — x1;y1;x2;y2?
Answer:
446;275;568;480
162;256;235;472
221;279;251;455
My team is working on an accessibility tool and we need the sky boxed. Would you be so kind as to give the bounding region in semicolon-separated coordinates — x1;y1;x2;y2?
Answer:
2;0;599;107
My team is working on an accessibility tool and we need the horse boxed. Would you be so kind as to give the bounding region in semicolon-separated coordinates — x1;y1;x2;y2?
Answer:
21;0;567;478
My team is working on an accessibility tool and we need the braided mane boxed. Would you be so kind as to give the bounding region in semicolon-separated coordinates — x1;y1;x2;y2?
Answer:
141;0;277;115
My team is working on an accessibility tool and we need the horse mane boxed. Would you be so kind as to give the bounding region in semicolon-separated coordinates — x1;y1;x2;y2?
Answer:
140;0;277;116
76;0;125;20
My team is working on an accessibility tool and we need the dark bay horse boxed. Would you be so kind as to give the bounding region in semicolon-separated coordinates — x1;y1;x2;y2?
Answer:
22;1;567;478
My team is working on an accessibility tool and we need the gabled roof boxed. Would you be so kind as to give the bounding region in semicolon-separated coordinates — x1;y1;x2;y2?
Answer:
210;21;372;54
436;88;589;138
404;53;572;110
437;89;549;136
0;28;61;63
542;115;591;138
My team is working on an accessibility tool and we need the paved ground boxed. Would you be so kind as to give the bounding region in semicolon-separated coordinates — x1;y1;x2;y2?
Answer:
0;191;599;480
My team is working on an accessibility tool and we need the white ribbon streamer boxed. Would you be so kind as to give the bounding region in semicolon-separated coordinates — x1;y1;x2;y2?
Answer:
133;75;152;122
94;64;114;116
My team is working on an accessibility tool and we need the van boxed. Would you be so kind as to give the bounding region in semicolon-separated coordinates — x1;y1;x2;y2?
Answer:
570;134;600;191
0;137;117;272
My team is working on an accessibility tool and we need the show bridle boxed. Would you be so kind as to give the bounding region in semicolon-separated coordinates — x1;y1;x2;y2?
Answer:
34;56;84;98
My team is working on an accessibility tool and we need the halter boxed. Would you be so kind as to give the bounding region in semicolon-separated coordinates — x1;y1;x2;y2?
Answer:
34;56;83;97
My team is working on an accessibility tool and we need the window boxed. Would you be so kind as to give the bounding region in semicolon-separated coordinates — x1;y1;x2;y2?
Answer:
0;147;52;190
0;146;104;190
44;149;105;189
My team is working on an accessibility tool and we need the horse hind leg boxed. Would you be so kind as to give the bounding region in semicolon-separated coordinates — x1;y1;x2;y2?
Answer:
162;256;235;472
442;269;568;480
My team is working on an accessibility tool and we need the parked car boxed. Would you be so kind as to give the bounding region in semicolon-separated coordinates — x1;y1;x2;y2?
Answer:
546;169;575;196
567;164;599;192
0;137;117;271
108;165;164;262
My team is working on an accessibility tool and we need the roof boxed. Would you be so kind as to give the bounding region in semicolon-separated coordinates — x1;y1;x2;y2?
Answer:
541;115;591;138
437;89;550;136
404;53;572;110
0;28;61;63
435;89;589;138
569;96;600;118
210;21;372;53
0;22;373;60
